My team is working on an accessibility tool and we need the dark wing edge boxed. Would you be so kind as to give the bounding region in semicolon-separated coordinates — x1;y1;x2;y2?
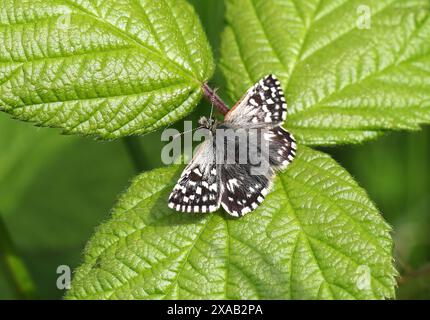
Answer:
267;126;297;171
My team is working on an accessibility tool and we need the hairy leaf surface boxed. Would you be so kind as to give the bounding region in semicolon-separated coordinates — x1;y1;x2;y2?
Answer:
0;0;214;138
67;147;396;299
220;0;430;145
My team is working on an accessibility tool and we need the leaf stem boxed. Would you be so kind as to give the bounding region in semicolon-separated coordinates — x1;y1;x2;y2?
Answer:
202;83;230;115
398;263;430;285
122;137;150;173
0;214;37;299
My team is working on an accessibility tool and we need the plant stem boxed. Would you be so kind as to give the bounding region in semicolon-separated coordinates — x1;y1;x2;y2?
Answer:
123;136;149;173
202;83;230;115
0;214;37;299
398;263;430;285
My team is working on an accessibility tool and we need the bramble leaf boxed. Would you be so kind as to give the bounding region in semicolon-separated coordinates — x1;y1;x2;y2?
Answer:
67;146;396;300
220;0;430;145
0;0;214;139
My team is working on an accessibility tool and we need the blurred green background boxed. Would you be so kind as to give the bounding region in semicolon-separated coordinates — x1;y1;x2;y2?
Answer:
0;0;429;299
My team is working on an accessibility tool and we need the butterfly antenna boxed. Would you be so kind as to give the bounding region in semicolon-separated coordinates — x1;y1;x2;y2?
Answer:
171;126;203;141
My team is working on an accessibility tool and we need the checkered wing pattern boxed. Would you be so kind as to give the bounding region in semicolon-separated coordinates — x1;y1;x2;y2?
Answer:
168;75;297;217
224;74;287;127
168;139;220;213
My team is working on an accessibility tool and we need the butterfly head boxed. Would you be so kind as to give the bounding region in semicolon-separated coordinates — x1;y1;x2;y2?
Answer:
198;116;217;131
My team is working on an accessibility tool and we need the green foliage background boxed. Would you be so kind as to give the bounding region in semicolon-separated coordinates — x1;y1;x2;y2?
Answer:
0;0;429;299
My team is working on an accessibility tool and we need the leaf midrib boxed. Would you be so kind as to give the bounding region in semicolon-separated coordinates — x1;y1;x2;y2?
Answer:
278;175;337;299
285;0;398;92
61;0;200;84
72;174;216;299
7;81;189;111
248;0;289;77
100;218;213;299
162;215;214;298
288;157;391;254
306;50;430;113
278;172;391;298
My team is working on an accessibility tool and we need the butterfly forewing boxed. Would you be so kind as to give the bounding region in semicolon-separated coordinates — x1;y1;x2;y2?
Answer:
225;74;287;127
168;139;221;213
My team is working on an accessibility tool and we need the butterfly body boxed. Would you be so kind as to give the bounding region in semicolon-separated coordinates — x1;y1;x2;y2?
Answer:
168;75;296;217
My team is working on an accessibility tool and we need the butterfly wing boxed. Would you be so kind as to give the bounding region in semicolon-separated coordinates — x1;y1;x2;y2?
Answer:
267;126;297;171
214;127;273;217
169;75;297;217
218;75;297;216
220;163;273;217
168;138;221;213
224;74;287;127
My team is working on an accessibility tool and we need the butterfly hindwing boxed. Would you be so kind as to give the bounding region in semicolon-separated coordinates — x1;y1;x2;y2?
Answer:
168;139;220;213
224;74;287;127
267;126;297;171
220;164;273;217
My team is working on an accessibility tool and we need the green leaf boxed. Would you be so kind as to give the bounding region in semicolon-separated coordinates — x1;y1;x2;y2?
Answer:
0;113;134;298
66;146;396;300
0;0;214;139
220;0;430;145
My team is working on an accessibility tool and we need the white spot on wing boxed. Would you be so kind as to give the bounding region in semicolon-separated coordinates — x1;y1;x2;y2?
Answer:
227;178;240;192
241;207;251;215
193;168;202;176
291;141;297;150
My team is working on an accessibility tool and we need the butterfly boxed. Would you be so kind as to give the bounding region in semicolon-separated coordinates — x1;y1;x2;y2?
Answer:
168;75;296;217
